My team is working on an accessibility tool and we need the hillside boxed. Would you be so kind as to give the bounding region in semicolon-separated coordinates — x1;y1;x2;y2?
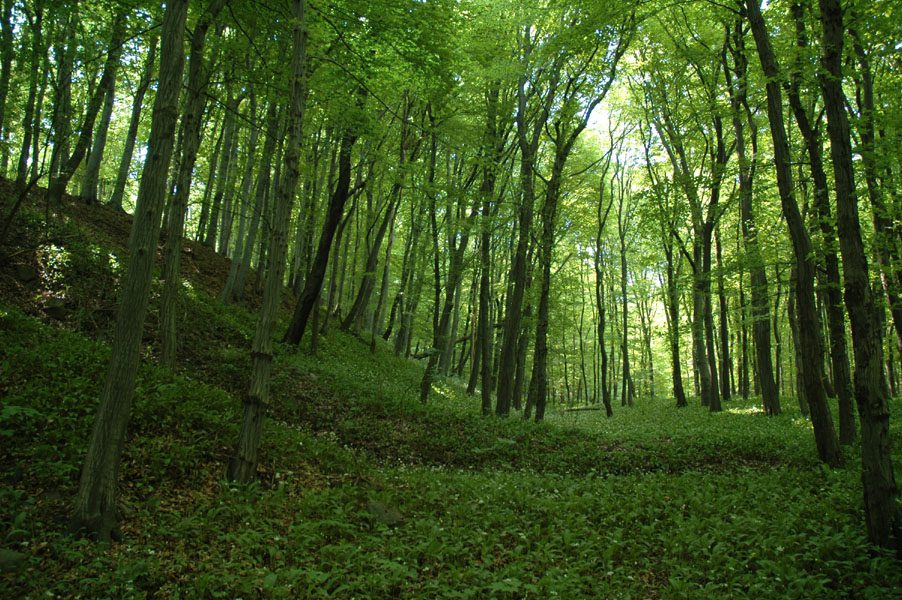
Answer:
1;183;901;598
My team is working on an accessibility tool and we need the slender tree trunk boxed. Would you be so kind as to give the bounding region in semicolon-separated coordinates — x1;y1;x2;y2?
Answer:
746;0;841;466
773;269;784;396
848;27;902;367
217;104;243;256
702;231;721;412
530;139;576;420
283;96;362;346
323;194;356;335
496;41;558;416
222;91;262;304
342;104;413;334
715;226;732;401
690;245;714;407
818;0;900;553
160;0;226;368
788;266;809;415
204;92;238;248
664;252;687;408
232;103;280;304
0;0;15;157
71;0;188;541
724;23;780;415
79;60;118;203
47;15;126;206
420;197;476;403
15;2;46;191
228;0;307;484
29;27;50;184
108;34;156;211
196;117;224;241
48;9;76;183
784;2;854;440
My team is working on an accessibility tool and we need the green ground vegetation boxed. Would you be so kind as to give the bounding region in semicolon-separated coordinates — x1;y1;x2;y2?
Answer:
0;200;900;598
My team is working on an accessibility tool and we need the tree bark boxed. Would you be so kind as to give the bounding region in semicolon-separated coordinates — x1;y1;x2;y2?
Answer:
817;0;900;553
47;14;125;206
746;0;841;466
71;0;188;541
228;0;307;484
161;0;226;368
108;34;157;211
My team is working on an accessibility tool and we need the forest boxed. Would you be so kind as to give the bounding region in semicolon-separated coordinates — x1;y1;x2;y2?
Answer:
0;0;900;596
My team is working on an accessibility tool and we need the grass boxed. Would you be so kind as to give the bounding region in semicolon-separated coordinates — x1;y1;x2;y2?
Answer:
0;195;900;598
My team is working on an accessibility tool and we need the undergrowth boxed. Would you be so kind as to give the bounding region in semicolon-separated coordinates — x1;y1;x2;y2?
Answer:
0;194;900;598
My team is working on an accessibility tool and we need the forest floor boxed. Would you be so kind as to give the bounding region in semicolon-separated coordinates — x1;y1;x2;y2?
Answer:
1;183;900;598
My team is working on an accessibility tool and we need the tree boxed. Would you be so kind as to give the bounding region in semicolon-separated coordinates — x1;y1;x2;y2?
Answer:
745;0;840;466
71;0;189;541
46;13;126;206
817;0;900;554
160;0;228;368
228;0;308;483
722;18;780;415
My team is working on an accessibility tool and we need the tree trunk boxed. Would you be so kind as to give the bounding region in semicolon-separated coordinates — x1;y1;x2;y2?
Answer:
746;0;841;466
419;189;477;403
232;103;280;304
848;26;902;370
283;97;362;346
79;62;118;203
615;171;635;408
228;0;307;484
664;252;687;408
788;266;809;415
71;0;188;541
715;226;732;402
0;0;15;156
160;0;226;368
496;39;558;416
108;34;156;211
784;1;854;441
204;92;239;248
47;14;126;206
342;103;413;334
15;1;46;192
222;92;262;304
725;26;780;415
817;0;900;553
48;9;76;183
